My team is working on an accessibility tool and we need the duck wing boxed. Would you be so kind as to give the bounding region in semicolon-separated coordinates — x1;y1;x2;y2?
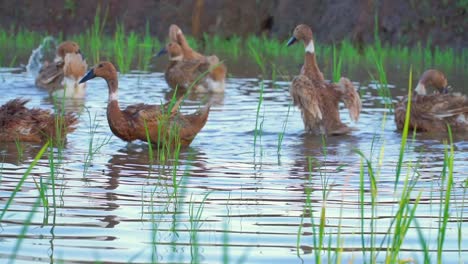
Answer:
35;62;64;89
334;77;362;122
183;58;210;75
123;97;183;122
290;75;322;120
423;94;468;119
395;93;468;132
123;104;164;121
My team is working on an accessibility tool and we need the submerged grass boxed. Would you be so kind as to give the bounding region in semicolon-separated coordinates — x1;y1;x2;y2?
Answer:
82;109;111;177
437;125;454;263
253;80;265;155
0;142;49;221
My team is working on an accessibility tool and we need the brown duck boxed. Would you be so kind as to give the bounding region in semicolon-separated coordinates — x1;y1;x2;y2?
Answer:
79;61;210;147
163;24;226;93
35;41;88;98
395;69;468;132
157;42;225;93
287;24;362;135
0;98;78;142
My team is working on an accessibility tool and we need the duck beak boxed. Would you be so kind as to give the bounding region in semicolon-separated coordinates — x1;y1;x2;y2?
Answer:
287;36;297;47
79;69;96;84
155;47;168;58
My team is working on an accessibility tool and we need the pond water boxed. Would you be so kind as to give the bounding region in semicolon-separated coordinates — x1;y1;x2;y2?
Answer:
0;67;467;263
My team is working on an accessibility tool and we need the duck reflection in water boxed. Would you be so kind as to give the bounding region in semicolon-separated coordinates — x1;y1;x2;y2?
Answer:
106;145;207;190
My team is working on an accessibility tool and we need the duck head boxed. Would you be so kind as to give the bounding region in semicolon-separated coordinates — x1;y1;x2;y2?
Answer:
415;69;449;95
287;24;315;53
55;41;83;63
155;42;184;61
79;61;117;84
169;24;183;42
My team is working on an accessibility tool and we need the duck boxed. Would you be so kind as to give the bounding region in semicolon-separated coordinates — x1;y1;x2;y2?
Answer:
286;24;362;135
78;61;210;148
162;24;227;93
35;41;88;98
0;98;78;142
157;42;225;93
395;69;468;132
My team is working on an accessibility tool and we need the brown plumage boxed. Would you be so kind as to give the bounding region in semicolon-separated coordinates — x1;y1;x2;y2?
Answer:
413;69;449;95
169;24;204;60
35;41;88;98
166;24;227;92
79;61;210;148
161;42;225;93
287;24;362;135
395;70;468;132
0;98;78;142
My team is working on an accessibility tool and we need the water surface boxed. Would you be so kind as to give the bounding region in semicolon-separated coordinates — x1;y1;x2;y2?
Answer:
0;68;467;263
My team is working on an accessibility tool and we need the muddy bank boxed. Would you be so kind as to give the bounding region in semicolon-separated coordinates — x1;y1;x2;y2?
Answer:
1;0;466;48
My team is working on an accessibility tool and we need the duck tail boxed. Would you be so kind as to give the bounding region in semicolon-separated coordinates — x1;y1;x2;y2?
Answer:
191;104;211;129
183;104;210;131
338;77;362;122
44;112;79;140
1;98;30;112
62;112;79;133
210;63;227;82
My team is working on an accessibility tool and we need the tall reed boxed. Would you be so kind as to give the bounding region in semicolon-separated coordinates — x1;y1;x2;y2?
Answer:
437;125;454;263
394;68;413;189
253;80;265;155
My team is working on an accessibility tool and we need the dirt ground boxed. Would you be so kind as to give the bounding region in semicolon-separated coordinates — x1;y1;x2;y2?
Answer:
1;0;466;48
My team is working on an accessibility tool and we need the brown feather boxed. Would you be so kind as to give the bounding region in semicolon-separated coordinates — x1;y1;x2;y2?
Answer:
166;25;227;92
336;77;362;122
165;55;217;92
288;24;361;135
35;62;64;91
83;61;210;148
63;53;87;80
0;98;78;142
35;41;87;97
395;93;468;132
169;24;204;60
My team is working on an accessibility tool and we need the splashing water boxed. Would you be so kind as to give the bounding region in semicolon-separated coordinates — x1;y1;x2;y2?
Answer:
26;36;57;77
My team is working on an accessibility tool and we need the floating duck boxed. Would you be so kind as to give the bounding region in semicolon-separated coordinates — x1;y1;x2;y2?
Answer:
35;41;88;98
158;24;226;93
0;98;78;142
157;42;225;93
79;61;210;147
287;24;362;135
395;69;468;132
